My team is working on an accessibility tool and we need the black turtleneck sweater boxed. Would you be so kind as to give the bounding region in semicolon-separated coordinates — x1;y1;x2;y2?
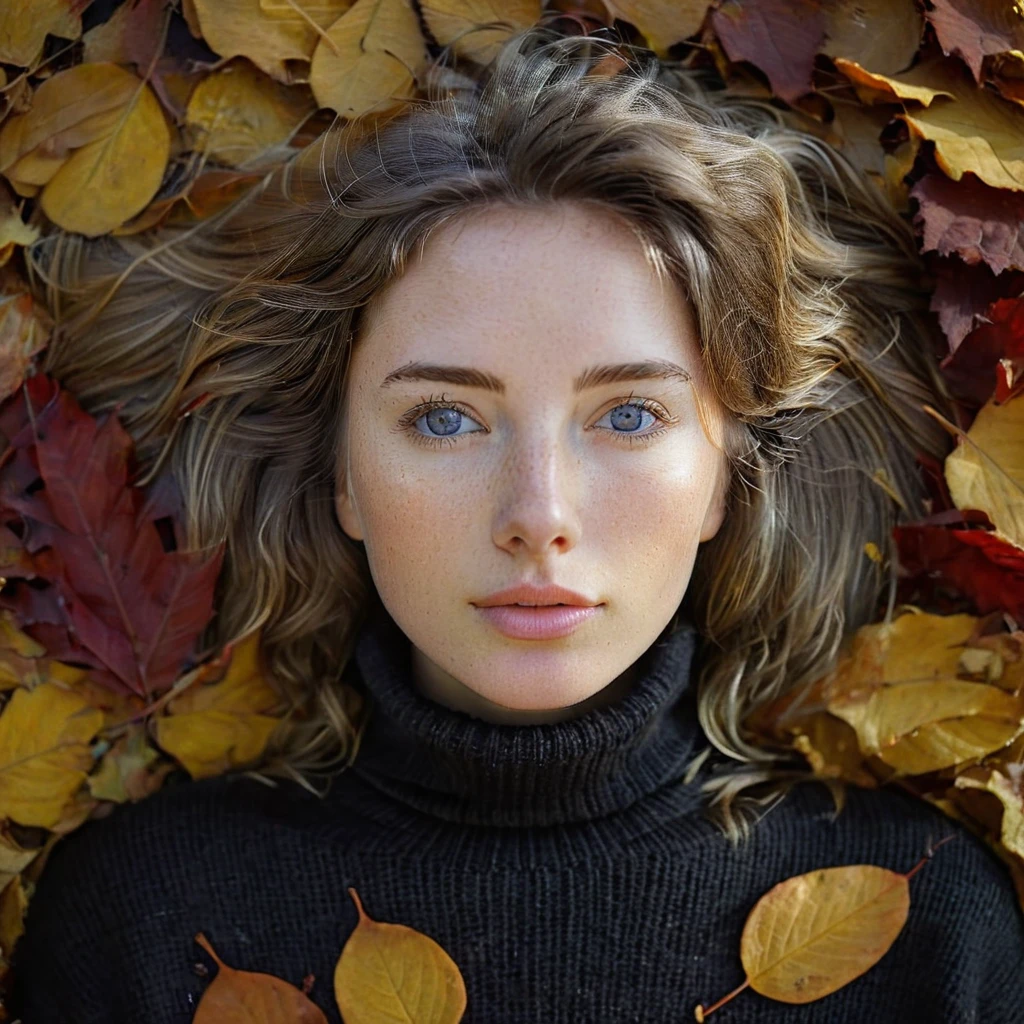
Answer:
11;600;1024;1023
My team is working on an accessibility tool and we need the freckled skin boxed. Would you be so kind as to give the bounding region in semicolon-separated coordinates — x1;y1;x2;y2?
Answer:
335;201;730;724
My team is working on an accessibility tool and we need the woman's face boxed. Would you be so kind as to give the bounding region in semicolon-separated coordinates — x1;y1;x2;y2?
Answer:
335;201;731;723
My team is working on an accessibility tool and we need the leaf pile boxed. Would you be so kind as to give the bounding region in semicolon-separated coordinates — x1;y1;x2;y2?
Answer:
0;0;1023;1020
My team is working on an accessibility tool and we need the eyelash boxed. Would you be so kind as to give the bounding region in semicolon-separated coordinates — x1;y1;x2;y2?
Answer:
395;393;674;450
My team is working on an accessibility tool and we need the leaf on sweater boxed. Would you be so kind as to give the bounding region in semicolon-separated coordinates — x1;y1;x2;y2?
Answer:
944;392;1024;552
694;838;954;1018
0;682;103;829
0;874;28;963
155;631;284;779
192;932;329;1023
334;886;467;1024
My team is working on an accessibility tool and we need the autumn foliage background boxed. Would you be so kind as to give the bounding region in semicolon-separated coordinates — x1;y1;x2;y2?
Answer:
0;0;1023;1019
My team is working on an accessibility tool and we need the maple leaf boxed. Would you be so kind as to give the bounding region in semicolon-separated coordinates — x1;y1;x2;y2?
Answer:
0;374;224;698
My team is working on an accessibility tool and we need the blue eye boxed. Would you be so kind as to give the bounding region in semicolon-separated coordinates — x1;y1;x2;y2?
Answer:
397;396;672;449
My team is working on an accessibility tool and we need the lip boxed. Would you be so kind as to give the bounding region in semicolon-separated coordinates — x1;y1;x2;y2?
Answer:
475;604;602;640
473;583;599;608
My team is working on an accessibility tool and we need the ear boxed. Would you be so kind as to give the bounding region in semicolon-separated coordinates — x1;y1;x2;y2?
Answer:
334;445;365;543
699;454;730;543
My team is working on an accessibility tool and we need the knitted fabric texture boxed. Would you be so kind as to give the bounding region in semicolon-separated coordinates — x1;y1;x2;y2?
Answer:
12;599;1024;1023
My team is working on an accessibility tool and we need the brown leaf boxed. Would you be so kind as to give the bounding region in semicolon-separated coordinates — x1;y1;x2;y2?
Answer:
711;0;827;104
926;0;1024;82
0;292;50;402
335;886;467;1024
832;56;956;106
192;932;328;1023
821;0;922;77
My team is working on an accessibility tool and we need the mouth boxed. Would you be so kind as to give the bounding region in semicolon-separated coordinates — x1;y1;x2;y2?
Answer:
474;602;603;640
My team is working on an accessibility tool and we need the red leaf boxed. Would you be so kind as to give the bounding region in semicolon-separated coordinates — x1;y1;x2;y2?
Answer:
712;0;826;103
941;294;1024;406
925;0;1024;82
911;172;1024;276
0;376;224;698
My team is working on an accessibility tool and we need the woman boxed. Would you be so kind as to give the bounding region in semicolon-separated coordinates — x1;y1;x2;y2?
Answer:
12;24;1024;1023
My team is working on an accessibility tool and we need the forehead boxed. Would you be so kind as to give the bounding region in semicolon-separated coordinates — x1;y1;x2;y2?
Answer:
357;201;701;374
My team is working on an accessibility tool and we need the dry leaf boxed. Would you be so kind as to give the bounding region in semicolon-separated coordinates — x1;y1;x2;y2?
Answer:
925;0;1024;82
602;0;711;57
335;887;467;1024
0;292;50;403
191;0;352;82
87;723;175;803
155;631;283;778
187;59;315;165
0;876;28;962
192;932;329;1023
420;0;542;65
310;0;428;119
0;683;104;829
38;71;171;235
821;0;922;77
955;764;1024;859
0;0;82;67
944;392;1024;550
832;56;956;106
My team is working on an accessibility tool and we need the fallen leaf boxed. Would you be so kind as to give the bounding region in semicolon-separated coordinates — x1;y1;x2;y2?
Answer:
38;70;171;235
191;0;352;82
954;764;1024;859
821;0;922;77
925;0;1024;82
0;0;82;67
335;886;467;1024
310;0;428;118
155;631;283;778
944;392;1024;551
832;56;956;106
192;932;328;1023
186;59;315;165
0;683;103;829
420;0;542;65
87;723;174;803
0;292;50;402
0;876;28;962
601;0;711;57
712;0;827;104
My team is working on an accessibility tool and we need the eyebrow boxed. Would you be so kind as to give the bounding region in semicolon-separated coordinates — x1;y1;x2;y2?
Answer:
379;359;693;394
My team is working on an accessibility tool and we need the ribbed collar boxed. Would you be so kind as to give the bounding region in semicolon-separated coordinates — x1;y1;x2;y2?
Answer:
347;597;704;828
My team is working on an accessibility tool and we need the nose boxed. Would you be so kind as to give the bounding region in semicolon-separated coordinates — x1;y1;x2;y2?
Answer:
491;428;582;558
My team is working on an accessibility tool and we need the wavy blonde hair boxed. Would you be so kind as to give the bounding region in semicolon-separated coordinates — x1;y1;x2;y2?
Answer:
27;23;956;844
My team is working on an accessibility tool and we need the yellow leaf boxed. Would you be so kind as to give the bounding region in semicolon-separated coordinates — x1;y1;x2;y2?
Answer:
39;71;170;236
0;832;39;893
155;632;283;779
740;864;910;1003
955;765;1024;860
192;932;329;1023
87;724;173;803
0;876;28;962
310;0;427;119
335;887;467;1024
0;292;50;403
420;0;541;64
186;60;315;166
875;713;1024;774
601;1;710;58
0;0;81;67
821;0;921;77
191;0;353;82
944;393;1024;551
0;63;140;178
0;683;103;829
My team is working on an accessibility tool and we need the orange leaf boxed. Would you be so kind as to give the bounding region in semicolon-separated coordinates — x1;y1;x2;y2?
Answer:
192;932;328;1023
